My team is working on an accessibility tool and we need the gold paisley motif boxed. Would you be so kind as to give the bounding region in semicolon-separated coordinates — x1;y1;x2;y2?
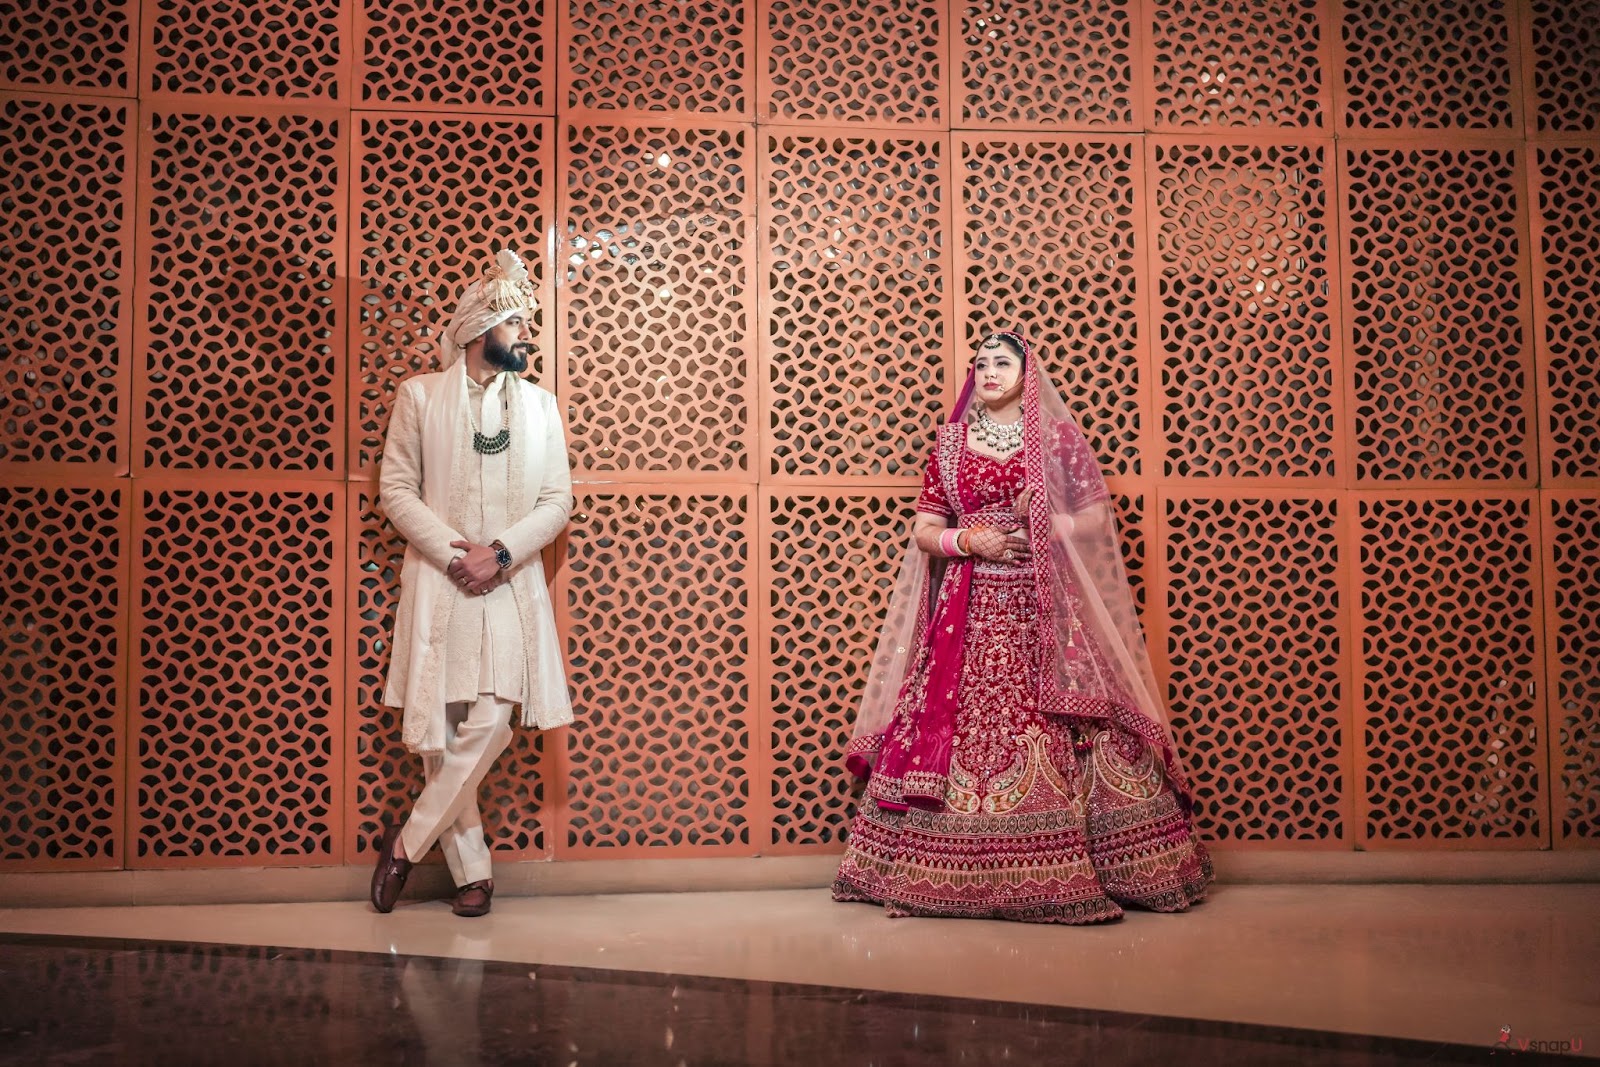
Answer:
943;754;982;814
1089;729;1164;800
983;744;1028;813
941;724;1081;815
1034;728;1078;803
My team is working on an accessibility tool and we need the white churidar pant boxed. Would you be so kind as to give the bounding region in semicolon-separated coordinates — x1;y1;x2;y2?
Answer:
399;693;514;886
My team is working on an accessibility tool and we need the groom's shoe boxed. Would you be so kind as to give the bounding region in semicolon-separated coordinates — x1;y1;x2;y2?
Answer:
370;823;413;913
452;879;494;918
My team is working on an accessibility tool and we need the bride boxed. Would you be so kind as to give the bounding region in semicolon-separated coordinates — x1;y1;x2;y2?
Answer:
833;331;1213;922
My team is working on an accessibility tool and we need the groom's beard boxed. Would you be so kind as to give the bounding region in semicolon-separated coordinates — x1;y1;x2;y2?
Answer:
483;334;530;374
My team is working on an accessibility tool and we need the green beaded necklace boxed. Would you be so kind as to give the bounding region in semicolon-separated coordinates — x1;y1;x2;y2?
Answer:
471;382;511;455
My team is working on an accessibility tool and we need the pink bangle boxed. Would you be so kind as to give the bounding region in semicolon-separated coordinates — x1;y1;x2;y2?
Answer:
939;528;966;557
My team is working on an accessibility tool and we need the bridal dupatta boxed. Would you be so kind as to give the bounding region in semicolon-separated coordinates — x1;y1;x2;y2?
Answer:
845;332;1196;810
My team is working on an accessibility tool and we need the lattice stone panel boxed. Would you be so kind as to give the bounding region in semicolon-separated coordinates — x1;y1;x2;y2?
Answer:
134;487;341;863
959;137;1143;476
1116;491;1147;619
958;0;1135;128
562;492;751;851
566;0;749;114
765;134;947;479
4;0;1586;878
1153;141;1335;479
766;0;943;125
561;124;750;476
0;96;129;468
1359;496;1544;844
1339;0;1516;130
1164;495;1345;842
360;0;549;111
480;727;548;856
766;491;914;848
1535;146;1600;482
355;116;550;472
1548;496;1600;845
140;110;342;473
0;0;133;93
1528;0;1600;133
0;486;123;867
146;0;345;98
347;489;420;856
1345;147;1529;483
1149;0;1326;128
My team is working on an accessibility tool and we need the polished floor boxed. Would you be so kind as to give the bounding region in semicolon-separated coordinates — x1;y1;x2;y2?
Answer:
0;884;1594;1064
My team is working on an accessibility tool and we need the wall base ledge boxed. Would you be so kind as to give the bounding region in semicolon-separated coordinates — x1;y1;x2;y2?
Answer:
1;850;1596;909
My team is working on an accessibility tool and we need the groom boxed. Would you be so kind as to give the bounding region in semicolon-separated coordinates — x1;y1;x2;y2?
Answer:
370;248;574;917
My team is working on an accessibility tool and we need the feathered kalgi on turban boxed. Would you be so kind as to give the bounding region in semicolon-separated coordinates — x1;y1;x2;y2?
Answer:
438;248;538;368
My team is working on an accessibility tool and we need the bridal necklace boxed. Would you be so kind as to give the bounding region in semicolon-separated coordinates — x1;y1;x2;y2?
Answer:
973;407;1023;454
470;380;511;455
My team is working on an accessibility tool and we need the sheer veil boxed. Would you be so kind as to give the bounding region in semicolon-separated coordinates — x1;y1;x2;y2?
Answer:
847;332;1196;805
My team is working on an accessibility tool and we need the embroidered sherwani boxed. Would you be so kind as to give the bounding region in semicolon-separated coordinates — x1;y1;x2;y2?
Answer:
383;374;569;707
382;367;574;753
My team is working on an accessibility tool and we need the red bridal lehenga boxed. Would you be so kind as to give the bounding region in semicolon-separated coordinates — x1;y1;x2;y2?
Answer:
833;332;1213;923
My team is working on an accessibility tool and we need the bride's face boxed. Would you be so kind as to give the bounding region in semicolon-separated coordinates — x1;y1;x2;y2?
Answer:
974;341;1023;409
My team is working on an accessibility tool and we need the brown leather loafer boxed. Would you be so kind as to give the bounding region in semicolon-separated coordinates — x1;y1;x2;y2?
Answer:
452;879;493;918
370;823;413;914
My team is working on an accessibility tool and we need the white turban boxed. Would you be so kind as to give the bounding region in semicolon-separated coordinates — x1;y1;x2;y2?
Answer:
438;248;538;368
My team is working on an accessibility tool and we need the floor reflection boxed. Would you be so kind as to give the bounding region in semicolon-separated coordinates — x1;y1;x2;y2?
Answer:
402;955;487;1066
0;933;1565;1065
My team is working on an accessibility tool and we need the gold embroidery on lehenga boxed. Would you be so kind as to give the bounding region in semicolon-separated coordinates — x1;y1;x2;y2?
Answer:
1089;728;1164;800
944;757;981;814
944;724;1082;816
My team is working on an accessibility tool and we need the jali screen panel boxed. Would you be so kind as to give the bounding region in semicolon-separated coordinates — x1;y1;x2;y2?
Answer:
0;0;1595;871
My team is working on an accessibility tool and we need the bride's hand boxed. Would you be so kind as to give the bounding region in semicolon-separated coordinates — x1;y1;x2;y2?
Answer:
967;526;1031;564
1013;488;1033;526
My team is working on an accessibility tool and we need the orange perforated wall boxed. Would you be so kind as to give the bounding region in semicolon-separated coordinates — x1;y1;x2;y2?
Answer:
2;0;1596;873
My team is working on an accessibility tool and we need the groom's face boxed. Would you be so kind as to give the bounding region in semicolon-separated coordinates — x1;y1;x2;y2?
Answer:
481;315;532;374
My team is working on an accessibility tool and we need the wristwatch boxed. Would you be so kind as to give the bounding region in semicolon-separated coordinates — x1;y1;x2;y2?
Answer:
490;540;512;570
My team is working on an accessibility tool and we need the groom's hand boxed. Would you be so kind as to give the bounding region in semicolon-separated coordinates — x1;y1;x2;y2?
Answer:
448;540;503;595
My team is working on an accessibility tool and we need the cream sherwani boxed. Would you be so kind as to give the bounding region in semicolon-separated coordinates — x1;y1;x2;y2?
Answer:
379;363;573;884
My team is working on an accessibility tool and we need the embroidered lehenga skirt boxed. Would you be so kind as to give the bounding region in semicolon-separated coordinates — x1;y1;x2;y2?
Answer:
834;565;1214;923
